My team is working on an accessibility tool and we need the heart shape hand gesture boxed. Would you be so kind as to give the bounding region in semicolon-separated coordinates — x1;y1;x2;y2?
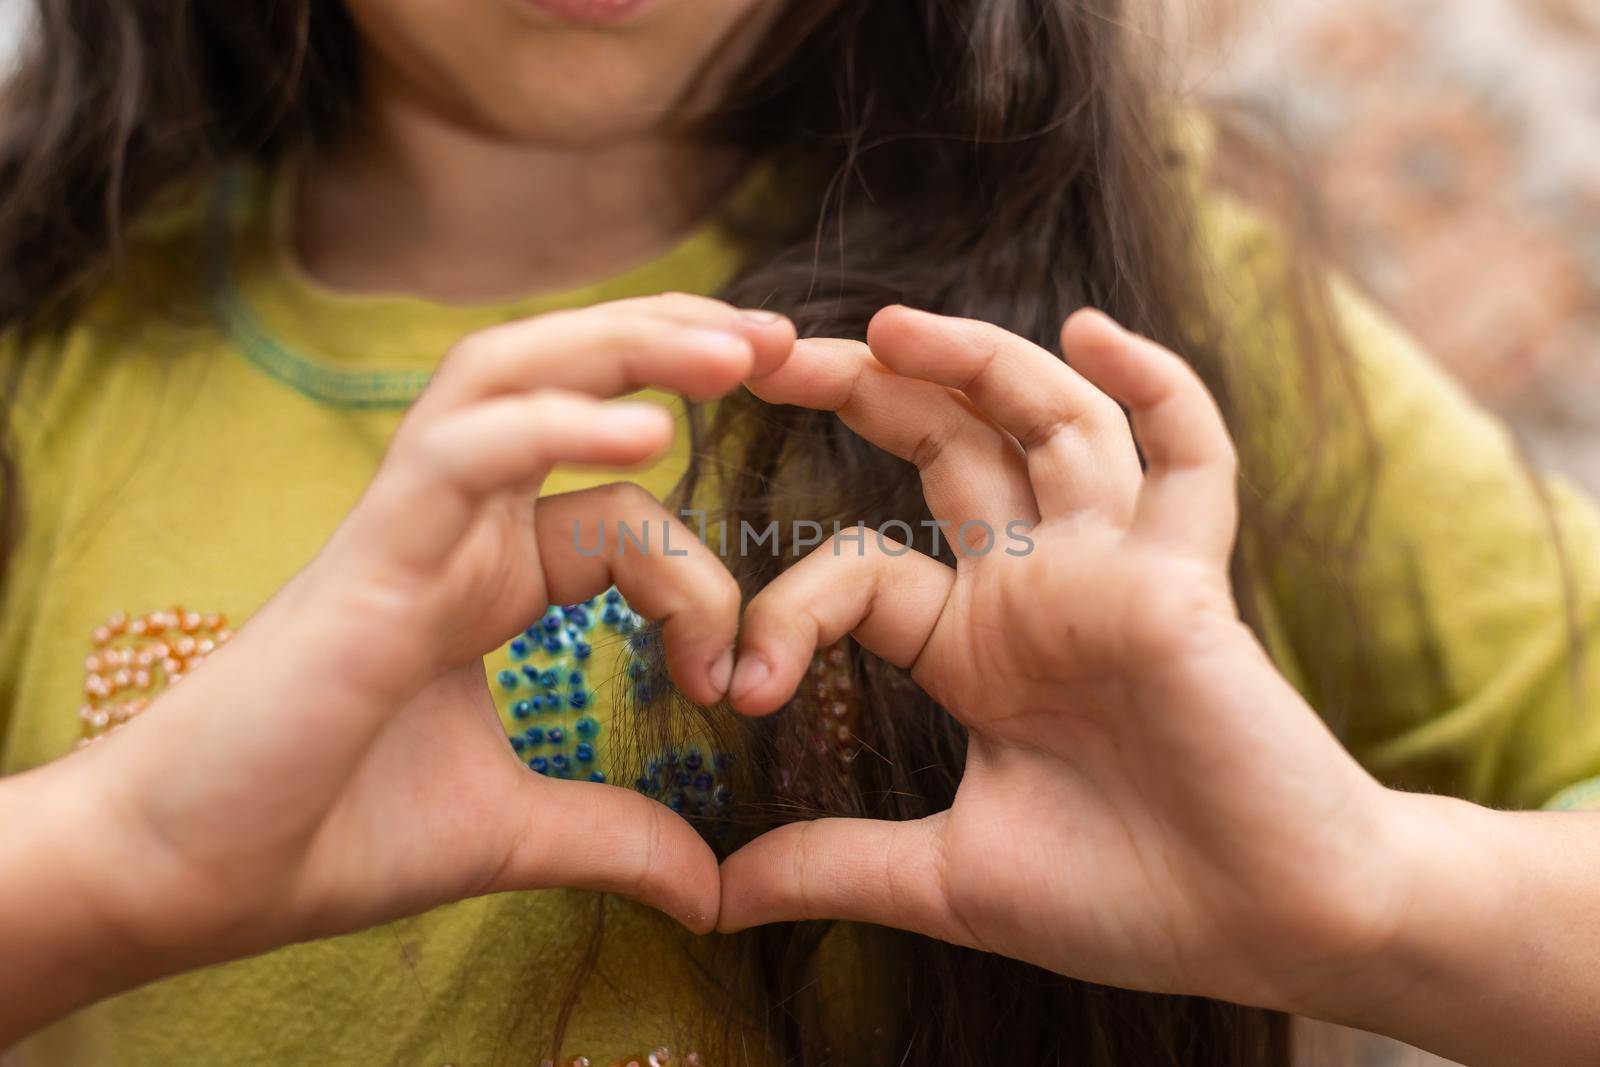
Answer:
25;298;1391;1040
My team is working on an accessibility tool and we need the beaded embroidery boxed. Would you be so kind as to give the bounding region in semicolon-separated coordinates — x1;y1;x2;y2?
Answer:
492;588;651;785
77;608;233;746
76;595;861;842
492;589;741;839
805;641;861;769
540;1048;705;1067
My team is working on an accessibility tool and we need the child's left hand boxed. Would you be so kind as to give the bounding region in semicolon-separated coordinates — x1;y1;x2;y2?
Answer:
717;306;1406;1015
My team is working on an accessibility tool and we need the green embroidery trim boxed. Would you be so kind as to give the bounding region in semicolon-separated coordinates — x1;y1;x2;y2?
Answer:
205;171;433;411
1544;775;1600;812
208;281;432;410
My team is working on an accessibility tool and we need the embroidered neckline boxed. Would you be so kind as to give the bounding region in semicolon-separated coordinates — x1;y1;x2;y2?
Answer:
208;276;433;410
204;172;434;410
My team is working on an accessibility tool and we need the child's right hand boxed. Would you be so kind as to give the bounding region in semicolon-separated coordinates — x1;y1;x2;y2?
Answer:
50;294;793;971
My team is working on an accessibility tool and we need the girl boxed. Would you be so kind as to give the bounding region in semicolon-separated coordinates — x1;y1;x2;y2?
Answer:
3;1;1599;1065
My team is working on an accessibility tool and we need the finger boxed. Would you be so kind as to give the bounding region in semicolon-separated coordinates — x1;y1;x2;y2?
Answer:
745;336;1037;542
728;531;952;715
498;776;721;933
422;294;797;413
536;483;742;706
868;305;1142;521
359;393;673;573
718;814;971;947
1061;309;1239;561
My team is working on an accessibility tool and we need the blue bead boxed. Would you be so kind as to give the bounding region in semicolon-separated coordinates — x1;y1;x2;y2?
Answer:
635;776;654;791
692;772;713;792
512;699;533;720
521;664;540;682
540;669;560;689
542;635;562;653
575;742;595;762
683;748;703;771
713;784;732;804
509;637;530;659
574;642;592;660
674;771;691;787
628;632;651;652
524;727;545;745
566;608;590;628
605;589;623;604
589;771;607;783
551;753;570;772
668;793;686;812
496;669;519;690
575;716;599;737
529;757;549;774
510;735;526;752
627;661;648;679
569;691;589;710
546;727;565;745
542;615;562;633
601;606;620;624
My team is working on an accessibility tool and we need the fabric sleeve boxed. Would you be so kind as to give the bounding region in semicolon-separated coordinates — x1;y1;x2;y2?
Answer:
1208;194;1600;811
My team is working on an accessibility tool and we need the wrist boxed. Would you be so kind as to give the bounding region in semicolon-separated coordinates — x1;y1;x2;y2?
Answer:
1279;788;1507;1034
0;754;210;1043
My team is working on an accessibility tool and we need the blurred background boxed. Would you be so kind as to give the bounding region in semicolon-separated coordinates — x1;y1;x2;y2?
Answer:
1174;0;1600;498
1177;3;1599;1062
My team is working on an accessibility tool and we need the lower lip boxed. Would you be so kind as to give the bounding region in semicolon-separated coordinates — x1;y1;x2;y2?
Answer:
520;0;657;24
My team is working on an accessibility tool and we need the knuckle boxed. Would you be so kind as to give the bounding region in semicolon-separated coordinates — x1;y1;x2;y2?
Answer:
438;332;492;378
705;568;743;617
649;291;734;318
598;479;657;512
909;418;957;471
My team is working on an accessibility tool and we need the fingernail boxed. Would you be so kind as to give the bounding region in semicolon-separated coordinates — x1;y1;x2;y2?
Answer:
740;308;785;325
729;655;770;703
709;648;735;696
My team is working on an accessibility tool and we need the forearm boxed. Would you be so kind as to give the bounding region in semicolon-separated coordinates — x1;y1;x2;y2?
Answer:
0;667;245;1049
0;753;170;1047
1299;792;1600;1065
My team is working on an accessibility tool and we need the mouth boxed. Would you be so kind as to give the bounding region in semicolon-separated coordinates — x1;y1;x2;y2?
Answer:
519;0;659;25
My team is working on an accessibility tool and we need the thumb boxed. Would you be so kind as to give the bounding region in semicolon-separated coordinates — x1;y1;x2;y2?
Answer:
717;813;970;944
495;776;721;933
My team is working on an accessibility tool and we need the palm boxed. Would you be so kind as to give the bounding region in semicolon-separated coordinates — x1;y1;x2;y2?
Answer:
287;665;531;934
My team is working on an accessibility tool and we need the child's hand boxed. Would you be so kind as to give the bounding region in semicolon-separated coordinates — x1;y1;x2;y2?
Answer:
68;295;794;966
718;307;1401;1014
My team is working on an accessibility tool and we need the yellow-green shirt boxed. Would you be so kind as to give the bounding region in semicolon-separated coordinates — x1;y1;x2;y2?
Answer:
3;171;1600;1066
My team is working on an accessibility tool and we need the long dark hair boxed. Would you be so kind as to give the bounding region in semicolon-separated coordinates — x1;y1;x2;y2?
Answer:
0;1;1364;1063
